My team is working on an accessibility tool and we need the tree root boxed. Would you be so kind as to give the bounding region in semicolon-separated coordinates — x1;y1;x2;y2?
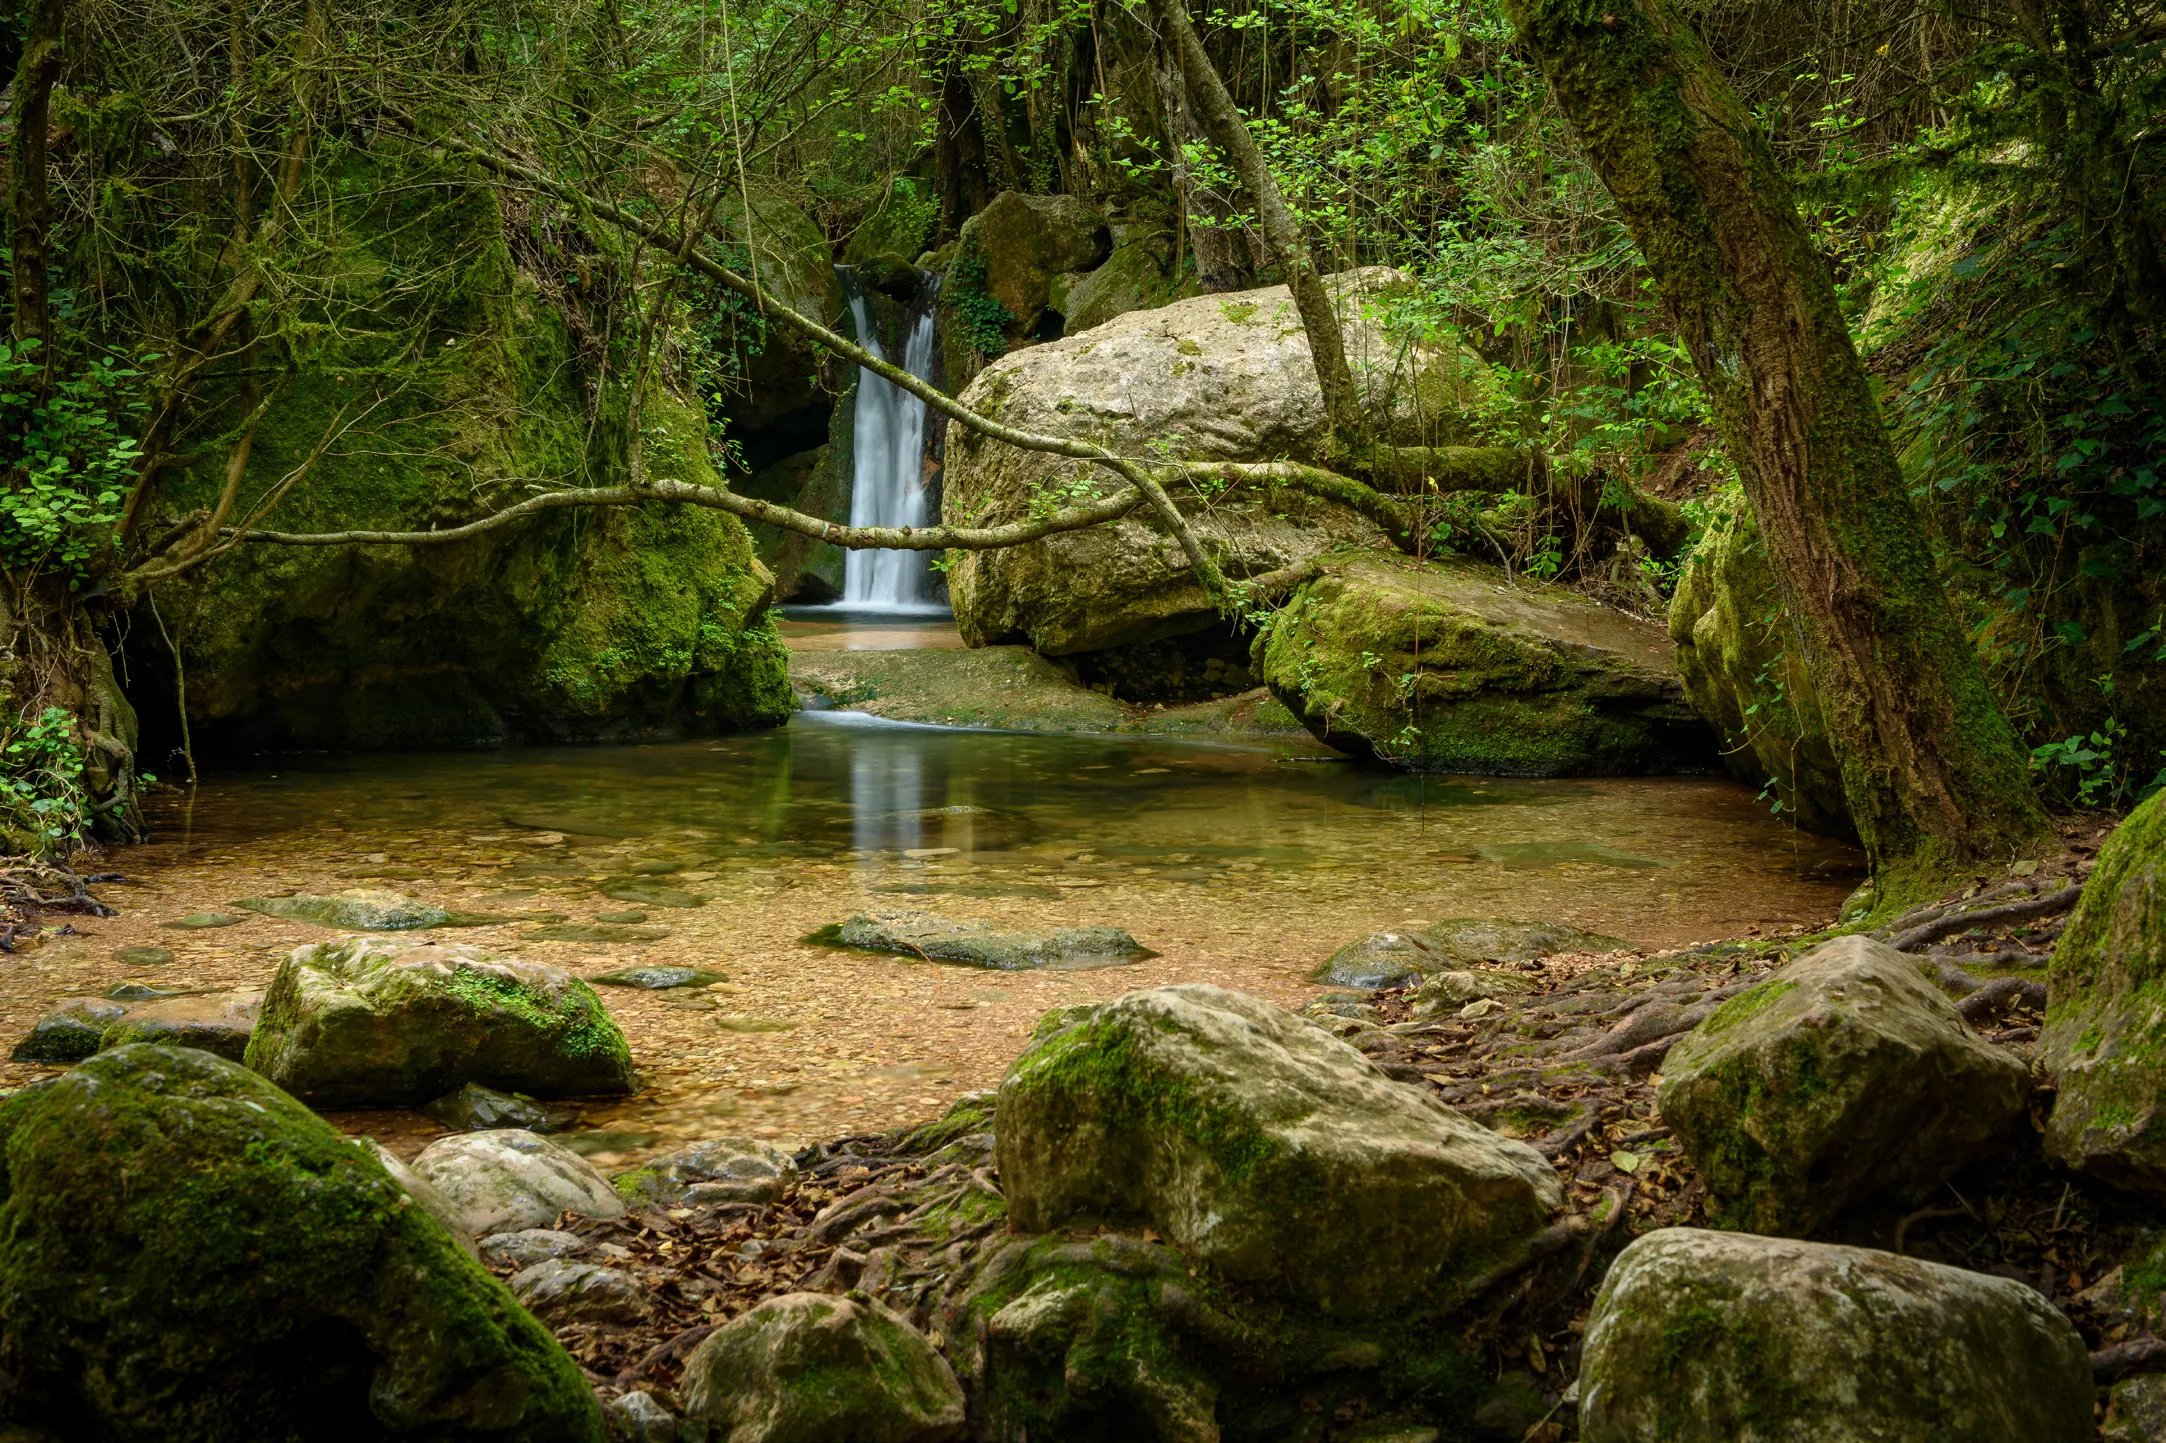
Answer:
1888;884;2081;951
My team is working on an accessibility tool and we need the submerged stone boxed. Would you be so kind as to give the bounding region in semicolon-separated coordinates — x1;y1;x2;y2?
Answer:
864;804;1035;852
103;980;189;1000
680;1292;965;1443
234;889;479;930
412;1129;628;1237
0;1045;601;1441
243;936;636;1107
594;910;648;924
1314;918;1625;990
1579;1229;2091;1442
1660;935;2029;1234
527;923;675;944
598;882;706;910
10;998;127;1063
2042;792;2166;1191
160;911;249;930
998;984;1562;1315
587;965;721;989
111;946;173;969
423;1082;574;1134
813;909;1150;970
96;989;260;1062
616;1139;798;1207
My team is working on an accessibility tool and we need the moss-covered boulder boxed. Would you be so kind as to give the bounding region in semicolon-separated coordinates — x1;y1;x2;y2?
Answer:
1667;496;1852;838
243;938;635;1107
153;154;792;752
1052;231;1189;334
1258;553;1714;774
2041;791;2166;1190
996;984;1562;1316
1578;1229;2091;1442
95;990;260;1061
679;1292;966;1443
937;190;1112;387
944;269;1494;657
10;997;127;1063
0;1045;601;1441
1659;936;2029;1234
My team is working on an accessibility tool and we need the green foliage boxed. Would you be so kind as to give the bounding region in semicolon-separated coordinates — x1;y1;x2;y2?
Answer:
0;326;149;586
0;706;94;855
947;242;1015;356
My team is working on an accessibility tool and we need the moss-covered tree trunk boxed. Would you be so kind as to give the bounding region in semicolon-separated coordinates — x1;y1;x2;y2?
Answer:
1506;0;2047;891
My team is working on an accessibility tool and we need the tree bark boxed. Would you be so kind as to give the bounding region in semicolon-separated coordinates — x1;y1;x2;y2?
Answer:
8;0;65;382
1506;0;2047;887
1150;40;1254;292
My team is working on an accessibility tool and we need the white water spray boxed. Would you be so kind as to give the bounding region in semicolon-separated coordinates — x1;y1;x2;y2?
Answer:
840;271;942;611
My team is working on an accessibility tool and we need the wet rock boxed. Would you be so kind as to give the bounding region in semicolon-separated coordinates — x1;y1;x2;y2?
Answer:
366;1140;482;1261
1312;931;1439;990
0;1045;600;1440
813;909;1149;971
244;936;635;1107
595;910;648;924
945;269;1484;656
604;1390;679;1443
112;946;173;968
2043;793;2166;1191
480;1228;590;1271
588;965;723;990
510;1259;653;1327
1578;1228;2091;1442
789;646;1133;732
1258;553;1712;774
11;997;127;1063
1660;935;2029;1234
1412;969;1539;1017
681;1292;966;1443
938;190;1111;385
597;883;705;910
2106;1375;2166;1443
97;989;260;1061
234;889;464;929
412;1129;628;1236
865;805;1035;852
528;923;676;944
616;1139;798;1207
424;1082;574;1133
160;911;249;929
103;981;191;1001
998;983;1562;1315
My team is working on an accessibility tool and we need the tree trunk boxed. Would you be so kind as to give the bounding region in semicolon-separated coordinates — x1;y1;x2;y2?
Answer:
1150;40;1255;292
1506;0;2047;889
1144;0;1364;441
8;0;65;382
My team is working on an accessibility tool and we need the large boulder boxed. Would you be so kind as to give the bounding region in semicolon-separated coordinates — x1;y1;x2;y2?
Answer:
938;190;1113;387
1659;936;2030;1233
0;1045;600;1441
2042;792;2166;1189
996;984;1561;1315
95;989;260;1061
1668;497;1852;838
1578;1229;2092;1442
1259;553;1714;774
412;1129;628;1237
243;937;636;1107
680;1292;966;1443
944;268;1499;657
155;156;790;752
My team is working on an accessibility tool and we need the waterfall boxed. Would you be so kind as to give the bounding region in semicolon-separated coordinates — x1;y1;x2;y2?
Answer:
840;270;943;611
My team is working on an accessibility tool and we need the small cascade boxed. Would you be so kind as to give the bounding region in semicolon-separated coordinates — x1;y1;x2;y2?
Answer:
839;269;943;611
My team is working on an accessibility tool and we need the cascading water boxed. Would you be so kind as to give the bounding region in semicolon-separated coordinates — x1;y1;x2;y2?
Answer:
839;269;943;611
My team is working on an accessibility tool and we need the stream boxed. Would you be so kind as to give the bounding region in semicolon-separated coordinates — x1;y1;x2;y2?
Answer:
4;697;1863;1166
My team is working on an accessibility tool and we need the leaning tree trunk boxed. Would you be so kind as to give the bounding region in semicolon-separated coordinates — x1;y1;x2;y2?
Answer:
8;0;65;380
1505;0;2047;891
1150;40;1256;292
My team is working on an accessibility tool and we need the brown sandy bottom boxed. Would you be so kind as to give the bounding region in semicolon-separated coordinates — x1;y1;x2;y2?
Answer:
0;720;1861;1166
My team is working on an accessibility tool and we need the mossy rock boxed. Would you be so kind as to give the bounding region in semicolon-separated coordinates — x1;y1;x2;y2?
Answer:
2042;791;2166;1190
10;998;127;1064
996;983;1562;1316
816;909;1149;971
1667;495;1853;839
243;937;635;1108
1258;552;1715;775
1659;936;2029;1234
0;1045;601;1441
680;1292;965;1443
1579;1229;2091;1442
153;151;792;752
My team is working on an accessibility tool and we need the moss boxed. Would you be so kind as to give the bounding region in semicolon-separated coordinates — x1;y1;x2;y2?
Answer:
0;1045;601;1441
1698;978;1796;1037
